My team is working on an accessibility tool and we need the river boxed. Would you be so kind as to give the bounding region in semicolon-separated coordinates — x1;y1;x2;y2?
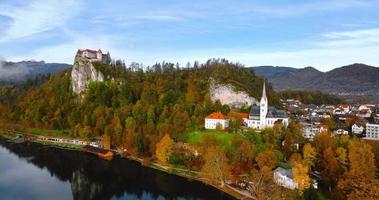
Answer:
0;140;235;200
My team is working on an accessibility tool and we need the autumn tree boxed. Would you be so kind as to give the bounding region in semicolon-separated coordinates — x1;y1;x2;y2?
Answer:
155;134;175;164
256;150;278;170
292;161;311;194
201;146;231;187
321;147;344;191
303;143;317;167
338;140;378;200
283;130;294;160
102;133;111;150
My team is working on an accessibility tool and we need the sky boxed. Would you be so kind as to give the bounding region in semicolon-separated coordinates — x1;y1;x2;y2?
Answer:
0;0;379;71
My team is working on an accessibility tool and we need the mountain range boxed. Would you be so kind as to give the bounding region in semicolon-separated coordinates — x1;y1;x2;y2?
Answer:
250;63;379;96
0;60;70;83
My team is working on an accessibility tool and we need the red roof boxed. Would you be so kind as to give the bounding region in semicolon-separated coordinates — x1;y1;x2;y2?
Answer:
206;112;227;120
78;49;102;54
229;112;249;119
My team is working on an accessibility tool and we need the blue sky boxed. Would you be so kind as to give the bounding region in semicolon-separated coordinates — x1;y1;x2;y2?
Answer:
0;0;379;71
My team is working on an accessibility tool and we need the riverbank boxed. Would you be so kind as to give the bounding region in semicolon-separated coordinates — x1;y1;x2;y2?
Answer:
0;131;253;200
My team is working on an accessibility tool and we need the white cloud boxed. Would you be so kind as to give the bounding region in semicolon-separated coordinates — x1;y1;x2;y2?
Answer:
0;0;82;42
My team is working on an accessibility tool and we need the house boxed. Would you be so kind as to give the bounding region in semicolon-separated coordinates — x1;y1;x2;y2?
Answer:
228;112;249;126
205;112;229;130
76;49;111;64
356;109;372;118
365;123;379;140
245;81;289;129
352;123;365;134
333;129;349;135
338;104;351;113
273;167;298;190
301;122;328;140
373;114;379;124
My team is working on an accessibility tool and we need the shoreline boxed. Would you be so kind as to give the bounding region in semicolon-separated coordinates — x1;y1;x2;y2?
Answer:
0;132;253;200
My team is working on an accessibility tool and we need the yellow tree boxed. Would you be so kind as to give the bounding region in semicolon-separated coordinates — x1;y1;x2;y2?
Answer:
338;140;378;199
336;147;348;169
201;145;231;187
292;162;311;194
303;143;317;167
155;134;174;164
102;133;111;150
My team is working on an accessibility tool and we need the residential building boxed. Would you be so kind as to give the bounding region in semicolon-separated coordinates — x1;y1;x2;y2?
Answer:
365;123;379;140
205;112;229;130
356;109;372;118
273;167;298;190
301;122;328;140
351;123;365;134
245;82;289;129
333;129;349;135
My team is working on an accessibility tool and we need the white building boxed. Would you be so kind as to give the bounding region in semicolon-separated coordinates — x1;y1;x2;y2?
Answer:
352;123;365;134
245;81;289;129
365;123;379;140
205;112;229;130
333;129;349;135
301;123;328;140
356;109;372;118
273;167;298;190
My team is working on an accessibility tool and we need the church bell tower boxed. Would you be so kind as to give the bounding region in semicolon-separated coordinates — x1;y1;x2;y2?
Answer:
260;80;268;128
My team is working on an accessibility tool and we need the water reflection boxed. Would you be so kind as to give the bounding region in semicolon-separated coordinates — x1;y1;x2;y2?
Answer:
0;140;235;200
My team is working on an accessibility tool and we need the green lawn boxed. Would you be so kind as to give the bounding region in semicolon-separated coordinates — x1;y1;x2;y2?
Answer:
26;127;68;137
185;129;235;146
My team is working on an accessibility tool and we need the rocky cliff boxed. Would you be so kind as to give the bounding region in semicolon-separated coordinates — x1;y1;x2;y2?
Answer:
209;79;257;108
71;57;104;95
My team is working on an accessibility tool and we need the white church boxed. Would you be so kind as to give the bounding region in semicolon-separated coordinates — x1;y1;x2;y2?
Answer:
244;81;289;129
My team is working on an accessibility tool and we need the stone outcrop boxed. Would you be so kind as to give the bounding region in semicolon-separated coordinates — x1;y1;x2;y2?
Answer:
209;79;257;108
71;57;104;95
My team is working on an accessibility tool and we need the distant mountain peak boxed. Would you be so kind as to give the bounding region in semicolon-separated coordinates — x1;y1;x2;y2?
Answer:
250;63;379;96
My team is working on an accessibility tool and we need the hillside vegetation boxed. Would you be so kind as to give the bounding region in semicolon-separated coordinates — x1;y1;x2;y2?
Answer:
0;59;280;150
278;90;346;105
251;63;379;96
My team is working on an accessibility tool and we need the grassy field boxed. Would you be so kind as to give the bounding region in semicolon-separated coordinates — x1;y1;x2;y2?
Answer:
185;129;236;146
26;127;68;137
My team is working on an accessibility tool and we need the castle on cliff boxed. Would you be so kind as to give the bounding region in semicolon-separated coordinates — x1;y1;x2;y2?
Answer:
76;49;111;64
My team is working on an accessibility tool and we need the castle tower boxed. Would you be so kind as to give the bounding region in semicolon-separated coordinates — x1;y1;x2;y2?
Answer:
260;80;268;128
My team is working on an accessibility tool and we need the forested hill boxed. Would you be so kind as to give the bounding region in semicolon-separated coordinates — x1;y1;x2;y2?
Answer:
0;60;70;83
250;63;379;96
0;59;280;153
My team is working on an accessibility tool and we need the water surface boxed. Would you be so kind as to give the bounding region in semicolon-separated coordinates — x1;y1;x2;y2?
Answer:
0;140;235;200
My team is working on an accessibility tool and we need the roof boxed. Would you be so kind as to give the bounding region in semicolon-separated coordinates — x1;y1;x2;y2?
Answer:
249;106;288;118
78;49;102;54
229;112;249;119
274;167;293;179
206;112;227;120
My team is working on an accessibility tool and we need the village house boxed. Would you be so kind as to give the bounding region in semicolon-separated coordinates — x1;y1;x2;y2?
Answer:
352;123;365;134
301;122;328;140
204;112;229;130
245;82;289;129
373;114;379;124
273;167;298;190
333;129;349;135
338;104;351;113
365;123;379;140
356;109;372;118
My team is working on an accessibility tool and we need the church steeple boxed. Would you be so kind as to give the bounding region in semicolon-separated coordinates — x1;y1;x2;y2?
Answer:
260;79;268;129
262;79;267;100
